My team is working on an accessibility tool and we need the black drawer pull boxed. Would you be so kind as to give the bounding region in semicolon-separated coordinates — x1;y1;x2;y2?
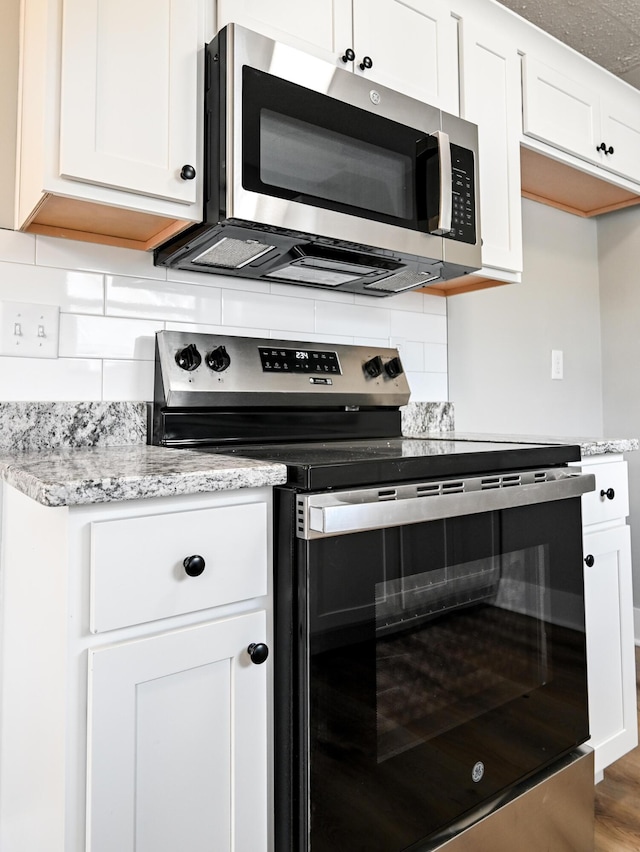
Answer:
183;554;206;577
600;488;615;500
248;643;269;664
584;554;595;567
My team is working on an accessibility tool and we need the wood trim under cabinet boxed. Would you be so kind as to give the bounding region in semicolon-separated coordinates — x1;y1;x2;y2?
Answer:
418;275;511;297
520;147;640;218
21;193;191;251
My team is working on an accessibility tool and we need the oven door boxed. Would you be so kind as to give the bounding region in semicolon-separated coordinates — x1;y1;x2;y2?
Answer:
274;469;594;852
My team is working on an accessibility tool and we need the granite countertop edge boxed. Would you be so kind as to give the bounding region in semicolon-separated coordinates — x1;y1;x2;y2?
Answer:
403;431;640;456
0;446;288;508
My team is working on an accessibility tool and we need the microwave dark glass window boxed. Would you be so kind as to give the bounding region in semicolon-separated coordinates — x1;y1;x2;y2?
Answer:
259;109;413;219
242;67;439;232
301;500;588;851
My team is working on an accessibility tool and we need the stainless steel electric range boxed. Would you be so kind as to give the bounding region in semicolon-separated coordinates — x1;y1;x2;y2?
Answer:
151;331;595;852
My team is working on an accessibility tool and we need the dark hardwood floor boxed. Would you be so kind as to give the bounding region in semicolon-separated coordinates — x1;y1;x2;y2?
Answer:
594;646;640;852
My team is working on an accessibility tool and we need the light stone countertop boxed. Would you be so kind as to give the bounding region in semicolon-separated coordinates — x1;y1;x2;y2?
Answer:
0;445;288;508
0;401;635;508
402;430;639;457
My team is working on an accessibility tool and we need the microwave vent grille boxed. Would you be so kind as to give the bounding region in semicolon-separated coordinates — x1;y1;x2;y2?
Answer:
364;269;441;293
192;237;275;269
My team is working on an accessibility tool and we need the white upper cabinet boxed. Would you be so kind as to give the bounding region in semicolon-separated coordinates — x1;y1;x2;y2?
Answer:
458;15;522;275
350;0;458;112
15;0;206;250
60;0;200;204
522;54;640;185
215;0;352;60
215;0;459;113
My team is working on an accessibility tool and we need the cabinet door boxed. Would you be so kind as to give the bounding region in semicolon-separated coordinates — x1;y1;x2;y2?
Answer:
59;0;200;204
215;0;353;62
352;0;459;112
522;54;601;166
459;17;522;273
87;611;268;852
599;88;640;184
583;525;638;775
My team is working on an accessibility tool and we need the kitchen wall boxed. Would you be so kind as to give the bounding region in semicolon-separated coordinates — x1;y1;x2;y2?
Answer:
448;198;603;435
0;228;447;402
598;204;640;615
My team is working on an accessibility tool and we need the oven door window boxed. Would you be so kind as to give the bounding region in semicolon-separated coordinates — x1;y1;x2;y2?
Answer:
241;67;434;232
305;500;588;851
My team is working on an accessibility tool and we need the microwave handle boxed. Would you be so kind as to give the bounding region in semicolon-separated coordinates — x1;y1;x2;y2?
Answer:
427;130;452;236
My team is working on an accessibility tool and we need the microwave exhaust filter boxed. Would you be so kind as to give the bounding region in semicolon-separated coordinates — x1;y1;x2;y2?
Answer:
192;237;276;269
365;270;442;293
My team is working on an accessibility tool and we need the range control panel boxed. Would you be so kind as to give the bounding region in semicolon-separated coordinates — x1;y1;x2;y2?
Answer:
258;346;341;374
154;331;411;409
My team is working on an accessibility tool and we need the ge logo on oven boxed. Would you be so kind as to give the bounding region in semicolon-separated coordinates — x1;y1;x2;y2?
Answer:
472;761;485;783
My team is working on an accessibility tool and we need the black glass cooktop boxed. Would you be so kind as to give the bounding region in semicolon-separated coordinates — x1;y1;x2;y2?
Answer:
206;437;581;490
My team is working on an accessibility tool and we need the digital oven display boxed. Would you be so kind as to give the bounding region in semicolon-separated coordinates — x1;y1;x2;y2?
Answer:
258;347;341;374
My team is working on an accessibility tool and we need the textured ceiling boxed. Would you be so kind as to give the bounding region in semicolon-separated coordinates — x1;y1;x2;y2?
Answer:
495;0;640;88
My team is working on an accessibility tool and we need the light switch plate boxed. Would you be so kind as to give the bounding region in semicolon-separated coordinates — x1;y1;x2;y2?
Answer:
0;301;60;358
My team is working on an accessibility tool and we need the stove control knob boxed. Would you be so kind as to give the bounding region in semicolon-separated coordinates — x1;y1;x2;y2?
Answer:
175;343;202;372
206;345;231;372
363;355;383;378
384;356;404;379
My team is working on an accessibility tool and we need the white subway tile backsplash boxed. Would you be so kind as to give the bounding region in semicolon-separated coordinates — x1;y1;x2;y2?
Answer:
36;235;166;279
315;300;390;339
354;290;424;312
165;321;265;338
353;336;391;348
270;281;356;303
103;359;155;401
390;310;447;344
424;343;448;374
406;371;448;402
0;235;449;404
0;356;102;401
0;261;104;314
222;288;315;334
167;267;272;295
423;292;447;316
59;315;158;360
390;339;425;372
0;229;36;264
106;275;222;324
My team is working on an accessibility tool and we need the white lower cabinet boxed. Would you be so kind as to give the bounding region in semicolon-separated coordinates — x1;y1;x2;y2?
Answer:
87;611;267;852
576;456;638;780
0;484;271;852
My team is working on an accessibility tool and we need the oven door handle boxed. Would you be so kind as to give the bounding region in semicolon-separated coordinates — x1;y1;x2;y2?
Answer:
297;469;595;539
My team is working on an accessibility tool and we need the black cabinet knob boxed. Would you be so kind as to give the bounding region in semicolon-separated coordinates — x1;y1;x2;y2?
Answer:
600;487;615;500
596;142;614;155
206;345;231;373
341;48;355;63
180;164;196;180
584;554;595;567
183;554;206;577
175;343;202;372
363;355;383;378
359;55;373;71
248;643;269;665
384;356;404;379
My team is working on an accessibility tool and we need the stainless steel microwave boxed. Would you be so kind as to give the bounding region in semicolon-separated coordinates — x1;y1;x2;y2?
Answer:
154;24;482;297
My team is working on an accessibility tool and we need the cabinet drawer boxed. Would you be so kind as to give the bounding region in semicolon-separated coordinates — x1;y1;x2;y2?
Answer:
90;501;268;632
580;461;628;527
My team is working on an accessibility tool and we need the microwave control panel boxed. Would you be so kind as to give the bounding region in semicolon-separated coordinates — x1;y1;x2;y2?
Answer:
448;144;476;245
